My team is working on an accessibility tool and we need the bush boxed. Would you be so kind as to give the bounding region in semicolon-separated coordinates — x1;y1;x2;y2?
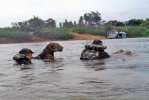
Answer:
0;28;31;40
114;26;146;37
142;29;149;37
72;26;107;36
70;25;149;38
34;28;73;40
1;25;149;41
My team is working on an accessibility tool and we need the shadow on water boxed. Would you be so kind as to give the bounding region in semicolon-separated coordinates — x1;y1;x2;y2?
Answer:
0;38;149;100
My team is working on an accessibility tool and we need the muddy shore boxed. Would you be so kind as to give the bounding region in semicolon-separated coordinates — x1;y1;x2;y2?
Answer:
0;34;105;44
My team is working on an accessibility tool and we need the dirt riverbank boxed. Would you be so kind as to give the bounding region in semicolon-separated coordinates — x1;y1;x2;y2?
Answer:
0;34;105;44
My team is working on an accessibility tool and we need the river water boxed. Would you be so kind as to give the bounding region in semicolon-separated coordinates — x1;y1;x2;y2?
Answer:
0;38;149;100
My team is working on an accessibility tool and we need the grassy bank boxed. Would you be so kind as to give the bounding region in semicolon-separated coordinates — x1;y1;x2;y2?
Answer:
0;28;73;42
71;25;149;38
114;26;148;37
0;28;31;41
71;26;107;36
0;25;149;43
34;28;73;40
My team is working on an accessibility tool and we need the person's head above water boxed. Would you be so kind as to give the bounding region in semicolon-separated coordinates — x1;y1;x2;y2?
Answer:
19;48;34;60
19;48;33;55
92;40;103;45
80;40;110;60
13;48;34;65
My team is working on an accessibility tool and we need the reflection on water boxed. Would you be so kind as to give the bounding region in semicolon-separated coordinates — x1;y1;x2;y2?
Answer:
0;38;149;100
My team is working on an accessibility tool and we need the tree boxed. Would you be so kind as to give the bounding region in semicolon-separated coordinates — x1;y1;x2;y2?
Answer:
68;21;73;27
63;19;69;28
19;21;30;31
11;16;57;32
28;16;43;32
63;19;74;28
73;21;77;27
126;19;143;26
141;19;149;28
11;22;19;28
83;11;102;27
59;22;63;28
107;20;125;26
78;16;84;26
44;18;56;28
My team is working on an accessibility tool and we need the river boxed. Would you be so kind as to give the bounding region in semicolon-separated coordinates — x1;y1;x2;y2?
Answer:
0;38;149;100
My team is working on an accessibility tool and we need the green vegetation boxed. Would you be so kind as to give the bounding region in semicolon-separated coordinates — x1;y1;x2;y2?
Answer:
72;26;107;36
0;27;72;41
114;26;147;37
0;28;31;40
0;11;149;42
34;28;73;40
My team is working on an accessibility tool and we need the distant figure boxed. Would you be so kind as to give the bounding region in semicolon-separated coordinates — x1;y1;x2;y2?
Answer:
113;49;135;56
34;42;63;62
80;40;110;60
13;48;33;65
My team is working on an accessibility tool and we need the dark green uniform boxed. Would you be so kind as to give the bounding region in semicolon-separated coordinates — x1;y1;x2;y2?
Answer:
80;40;110;60
13;48;33;65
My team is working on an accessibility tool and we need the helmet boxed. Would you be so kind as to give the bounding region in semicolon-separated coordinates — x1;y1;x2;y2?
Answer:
19;48;33;55
92;40;102;45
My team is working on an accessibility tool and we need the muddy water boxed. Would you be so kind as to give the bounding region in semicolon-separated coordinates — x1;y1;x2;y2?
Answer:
0;38;149;100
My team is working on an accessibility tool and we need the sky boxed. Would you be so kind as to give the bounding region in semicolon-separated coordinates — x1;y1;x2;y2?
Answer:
0;0;149;27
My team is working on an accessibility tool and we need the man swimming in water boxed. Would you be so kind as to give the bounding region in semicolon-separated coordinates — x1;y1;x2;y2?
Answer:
80;40;110;60
13;48;33;65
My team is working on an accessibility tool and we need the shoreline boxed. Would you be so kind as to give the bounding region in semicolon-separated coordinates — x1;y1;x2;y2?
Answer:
0;34;106;44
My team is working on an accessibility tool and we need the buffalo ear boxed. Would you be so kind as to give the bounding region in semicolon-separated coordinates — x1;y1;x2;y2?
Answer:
49;44;56;51
46;43;53;51
51;45;55;49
